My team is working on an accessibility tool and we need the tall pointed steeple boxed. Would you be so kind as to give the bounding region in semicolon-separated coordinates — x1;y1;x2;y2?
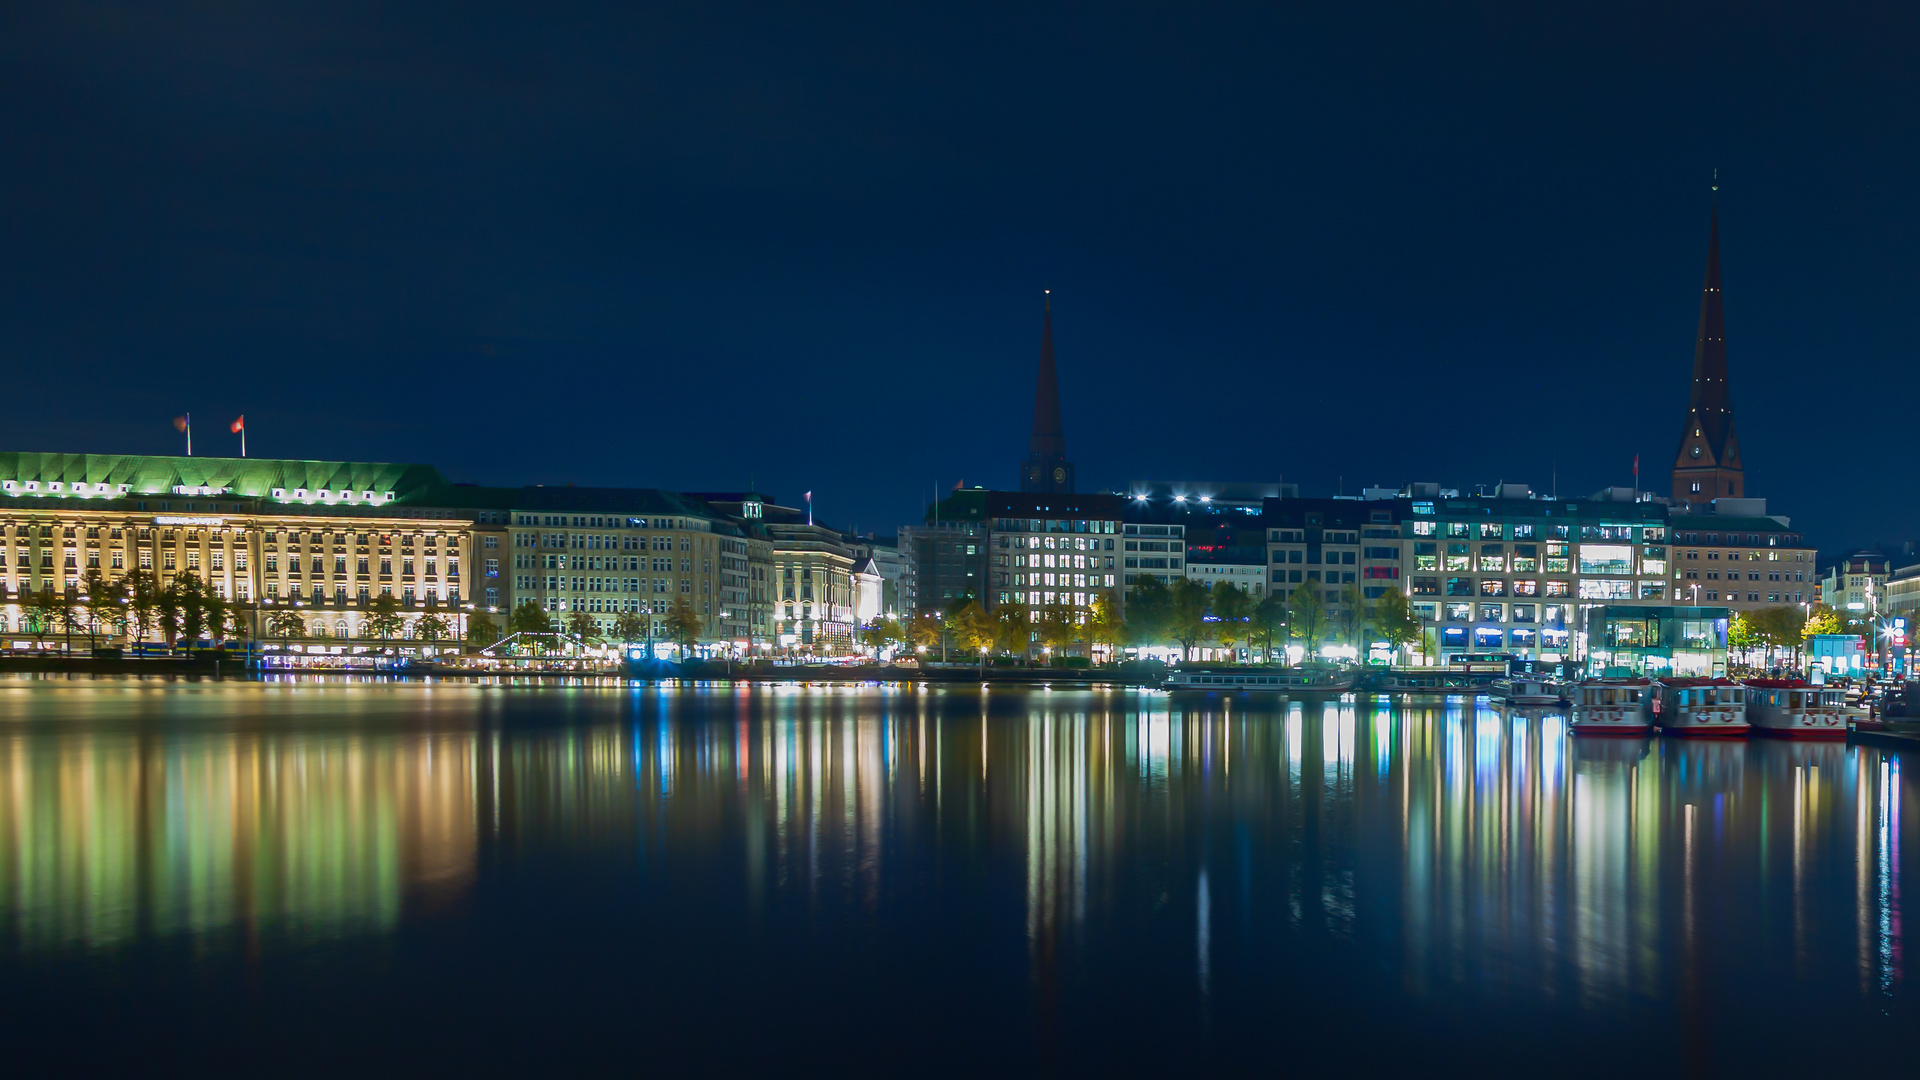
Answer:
1672;195;1744;505
1020;290;1074;493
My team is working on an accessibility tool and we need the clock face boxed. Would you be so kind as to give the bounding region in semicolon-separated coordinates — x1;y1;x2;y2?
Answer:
1053;467;1066;483
1689;446;1702;459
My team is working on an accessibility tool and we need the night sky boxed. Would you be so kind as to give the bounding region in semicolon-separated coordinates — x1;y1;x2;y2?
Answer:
3;3;1914;554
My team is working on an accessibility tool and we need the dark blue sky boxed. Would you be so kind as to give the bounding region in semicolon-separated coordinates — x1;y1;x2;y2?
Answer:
2;2;1914;554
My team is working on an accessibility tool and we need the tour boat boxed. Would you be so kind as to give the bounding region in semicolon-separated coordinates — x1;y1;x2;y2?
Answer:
1649;676;1749;737
1569;677;1653;735
1163;668;1358;694
1491;675;1571;707
1741;679;1850;739
1363;668;1498;695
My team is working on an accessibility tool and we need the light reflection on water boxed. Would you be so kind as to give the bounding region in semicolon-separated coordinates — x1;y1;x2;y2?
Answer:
0;676;1911;1068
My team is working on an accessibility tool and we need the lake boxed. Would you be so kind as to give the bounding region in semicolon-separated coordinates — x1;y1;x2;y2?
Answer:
0;675;1910;1075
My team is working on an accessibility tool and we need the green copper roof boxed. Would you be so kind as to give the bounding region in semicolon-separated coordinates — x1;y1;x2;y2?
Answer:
0;452;451;503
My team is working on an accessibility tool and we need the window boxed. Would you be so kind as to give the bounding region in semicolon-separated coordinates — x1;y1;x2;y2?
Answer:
1578;544;1633;575
1411;521;1436;537
1445;602;1473;621
1578;578;1632;600
1446;523;1469;538
1511;604;1536;623
1480;523;1503;539
1445;577;1473;597
1512;579;1538;596
1480;579;1507;596
1543;580;1570;597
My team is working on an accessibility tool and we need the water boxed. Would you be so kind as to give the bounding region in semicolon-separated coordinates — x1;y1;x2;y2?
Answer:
0;676;1910;1075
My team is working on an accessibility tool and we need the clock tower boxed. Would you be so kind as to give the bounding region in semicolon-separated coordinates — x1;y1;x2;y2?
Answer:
1020;292;1075;494
1671;205;1743;506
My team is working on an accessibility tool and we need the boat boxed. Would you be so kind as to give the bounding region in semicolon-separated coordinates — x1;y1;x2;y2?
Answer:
1569;677;1653;736
1163;668;1358;694
1649;676;1749;737
1491;675;1570;706
1362;668;1499;695
1741;678;1851;739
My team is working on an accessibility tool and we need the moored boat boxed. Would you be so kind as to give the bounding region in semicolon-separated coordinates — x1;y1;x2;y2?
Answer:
1363;668;1497;695
1569;677;1653;735
1163;668;1358;694
1650;676;1749;737
1742;678;1850;739
1491;675;1570;706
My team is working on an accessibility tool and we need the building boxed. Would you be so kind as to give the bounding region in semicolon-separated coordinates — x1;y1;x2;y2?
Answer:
1;452;475;647
1666;508;1816;609
1019;294;1074;495
1821;552;1891;613
1121;492;1265;592
1886;562;1920;622
1384;486;1670;664
988;491;1124;624
845;533;909;618
904;488;991;615
687;492;779;651
1585;604;1732;677
459;486;734;647
756;499;859;655
1671;205;1746;506
1263;497;1404;657
1123;480;1298;511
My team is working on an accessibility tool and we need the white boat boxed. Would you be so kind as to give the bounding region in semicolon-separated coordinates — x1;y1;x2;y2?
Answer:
1491;676;1570;706
1163;668;1358;694
1363;668;1498;695
1569;677;1653;736
1742;679;1851;739
1650;677;1749;737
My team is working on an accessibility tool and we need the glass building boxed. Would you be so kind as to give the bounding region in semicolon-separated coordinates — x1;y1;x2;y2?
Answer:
1584;604;1730;677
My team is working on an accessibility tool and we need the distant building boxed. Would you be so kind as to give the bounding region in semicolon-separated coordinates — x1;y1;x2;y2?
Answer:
1886;562;1920;622
1821;552;1891;613
903;489;991;615
1263;497;1403;656
1671;205;1746;506
987;491;1124;619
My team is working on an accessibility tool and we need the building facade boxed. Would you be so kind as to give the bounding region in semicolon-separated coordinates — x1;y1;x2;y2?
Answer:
1;452;475;647
1821;552;1891;613
988;491;1124;622
1667;513;1816;609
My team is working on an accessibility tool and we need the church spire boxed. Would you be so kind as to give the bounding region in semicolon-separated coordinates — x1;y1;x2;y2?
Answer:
1671;194;1744;505
1029;289;1064;460
1020;289;1074;493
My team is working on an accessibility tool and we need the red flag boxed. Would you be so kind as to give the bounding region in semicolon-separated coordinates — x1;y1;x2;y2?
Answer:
173;414;189;432
230;416;244;433
951;478;963;491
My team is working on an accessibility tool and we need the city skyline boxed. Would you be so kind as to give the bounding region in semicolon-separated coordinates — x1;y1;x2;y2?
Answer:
4;5;1916;555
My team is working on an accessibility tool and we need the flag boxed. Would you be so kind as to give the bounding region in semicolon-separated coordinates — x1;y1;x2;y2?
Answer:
230;416;244;433
804;491;812;502
952;479;963;491
173;414;190;432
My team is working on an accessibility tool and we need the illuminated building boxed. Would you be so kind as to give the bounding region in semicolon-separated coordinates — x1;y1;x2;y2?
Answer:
1668;513;1816;609
0;451;474;646
1386;484;1670;663
468;486;733;643
1671;206;1745;506
987;490;1124;623
750;497;860;654
1820;552;1890;613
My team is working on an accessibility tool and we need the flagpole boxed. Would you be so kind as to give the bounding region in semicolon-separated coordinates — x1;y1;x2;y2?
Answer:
186;414;192;457
241;425;246;458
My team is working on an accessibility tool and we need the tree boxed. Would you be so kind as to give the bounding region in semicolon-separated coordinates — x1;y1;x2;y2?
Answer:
1123;575;1172;651
1166;577;1212;661
223;602;255;645
950;600;996;673
1753;605;1807;670
1251;590;1290;663
663;598;701;654
859;617;904;658
509;599;555;636
266;608;307;643
79;570;115;650
1087;593;1123;661
465;611;502;647
1372;587;1422;664
1728;613;1759;670
49;588;82;653
1210;583;1252;660
1332;585;1372;654
611;610;648;644
365;593;406;642
565;609;601;645
1803;604;1842;639
20;589;55;646
908;611;945;659
122;570;162;646
1289;583;1329;659
414;612;452;647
